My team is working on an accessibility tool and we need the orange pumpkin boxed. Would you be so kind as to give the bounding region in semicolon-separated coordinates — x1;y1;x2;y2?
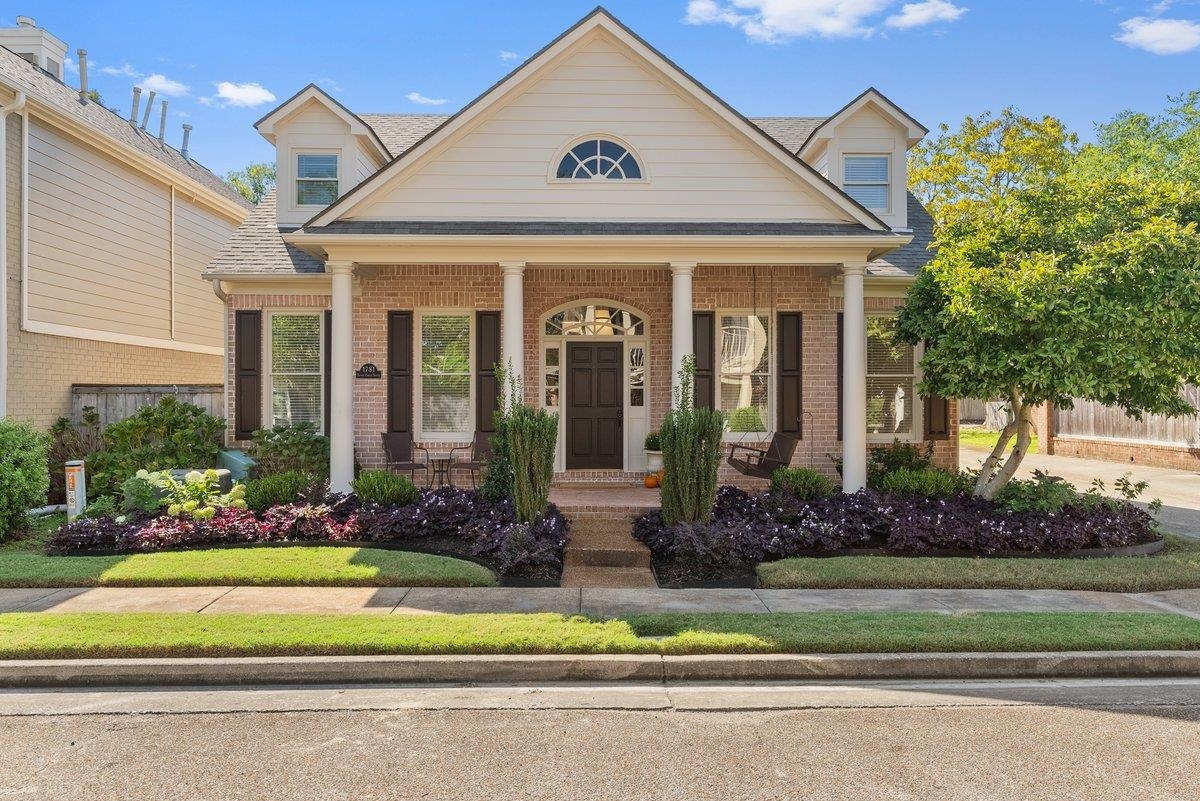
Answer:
644;474;660;489
656;469;666;482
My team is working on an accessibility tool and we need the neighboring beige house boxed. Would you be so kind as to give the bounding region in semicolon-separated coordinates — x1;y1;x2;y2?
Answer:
0;16;250;428
206;7;955;492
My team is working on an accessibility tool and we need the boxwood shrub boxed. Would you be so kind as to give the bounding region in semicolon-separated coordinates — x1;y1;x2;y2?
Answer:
0;419;50;539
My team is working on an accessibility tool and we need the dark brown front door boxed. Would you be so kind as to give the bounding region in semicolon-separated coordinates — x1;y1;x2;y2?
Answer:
566;342;623;470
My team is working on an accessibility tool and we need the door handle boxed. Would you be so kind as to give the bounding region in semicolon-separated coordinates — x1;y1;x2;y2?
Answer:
617;408;623;428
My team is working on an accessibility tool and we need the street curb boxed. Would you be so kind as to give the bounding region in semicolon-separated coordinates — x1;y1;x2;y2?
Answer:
1;650;1200;687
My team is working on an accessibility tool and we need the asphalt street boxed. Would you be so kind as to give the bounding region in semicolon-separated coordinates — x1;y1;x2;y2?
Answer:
0;679;1198;800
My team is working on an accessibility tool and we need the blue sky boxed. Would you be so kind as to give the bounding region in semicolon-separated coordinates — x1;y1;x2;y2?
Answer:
12;1;1200;176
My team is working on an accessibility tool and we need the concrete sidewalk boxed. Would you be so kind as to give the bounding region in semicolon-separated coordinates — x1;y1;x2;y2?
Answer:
4;585;1200;619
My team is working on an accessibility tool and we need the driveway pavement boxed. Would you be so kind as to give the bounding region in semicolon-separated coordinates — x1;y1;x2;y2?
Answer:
961;445;1200;538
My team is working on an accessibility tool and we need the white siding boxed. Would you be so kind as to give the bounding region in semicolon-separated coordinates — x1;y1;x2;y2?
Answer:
25;119;236;349
823;104;908;228
347;32;855;223
172;195;228;349
27;121;172;338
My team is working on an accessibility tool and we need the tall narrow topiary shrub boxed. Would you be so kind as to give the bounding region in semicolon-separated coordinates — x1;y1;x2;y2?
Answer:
660;356;726;525
495;364;558;522
480;363;516;503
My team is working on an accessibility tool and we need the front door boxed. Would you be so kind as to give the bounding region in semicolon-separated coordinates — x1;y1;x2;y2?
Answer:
565;342;623;470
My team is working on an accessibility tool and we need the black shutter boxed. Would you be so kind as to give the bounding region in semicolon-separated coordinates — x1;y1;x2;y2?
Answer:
924;394;951;440
233;310;262;439
476;311;501;434
386;311;413;434
836;312;844;442
777;312;803;437
323;309;332;437
692;311;715;409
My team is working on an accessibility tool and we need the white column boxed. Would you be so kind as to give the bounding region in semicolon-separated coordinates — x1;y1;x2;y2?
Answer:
841;262;868;492
670;261;695;395
328;261;355;493
500;261;526;392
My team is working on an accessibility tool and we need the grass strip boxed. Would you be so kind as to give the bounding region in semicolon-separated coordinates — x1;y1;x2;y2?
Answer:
757;534;1200;592
2;611;1199;659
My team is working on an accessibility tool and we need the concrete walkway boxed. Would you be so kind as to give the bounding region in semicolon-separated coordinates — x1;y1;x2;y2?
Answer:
5;585;1200;619
960;445;1200;538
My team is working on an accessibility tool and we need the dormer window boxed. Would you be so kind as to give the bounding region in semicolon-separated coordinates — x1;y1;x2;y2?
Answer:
295;153;340;206
555;138;642;180
843;155;890;211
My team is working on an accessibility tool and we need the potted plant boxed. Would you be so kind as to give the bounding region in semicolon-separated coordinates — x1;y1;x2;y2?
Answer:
644;430;663;472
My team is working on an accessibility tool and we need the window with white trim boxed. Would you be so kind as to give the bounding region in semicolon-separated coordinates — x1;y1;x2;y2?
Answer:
843;155;889;211
295;153;339;206
418;313;472;439
718;312;771;434
268;313;323;430
866;314;917;439
555;138;642;180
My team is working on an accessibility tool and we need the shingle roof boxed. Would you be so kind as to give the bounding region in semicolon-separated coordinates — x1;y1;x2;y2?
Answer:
207;112;936;278
0;46;249;209
206;189;323;276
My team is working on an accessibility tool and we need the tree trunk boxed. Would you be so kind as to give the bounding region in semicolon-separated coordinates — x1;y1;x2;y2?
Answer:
974;390;1034;500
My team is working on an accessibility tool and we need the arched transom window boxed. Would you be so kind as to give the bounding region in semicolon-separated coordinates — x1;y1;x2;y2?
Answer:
545;304;644;336
555;138;643;180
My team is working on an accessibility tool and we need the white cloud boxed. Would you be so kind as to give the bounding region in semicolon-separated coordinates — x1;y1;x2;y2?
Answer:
99;62;140;77
407;91;448;106
885;0;966;29
317;76;345;93
141;73;189;97
63;56;78;75
684;0;967;40
212;81;277;107
499;50;521;61
1115;16;1200;54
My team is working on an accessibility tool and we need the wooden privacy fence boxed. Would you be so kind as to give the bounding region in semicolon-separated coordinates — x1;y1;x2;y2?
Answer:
71;384;225;427
1055;385;1200;446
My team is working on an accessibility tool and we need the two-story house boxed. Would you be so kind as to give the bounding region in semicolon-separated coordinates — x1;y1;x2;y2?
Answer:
205;7;955;492
1;15;250;427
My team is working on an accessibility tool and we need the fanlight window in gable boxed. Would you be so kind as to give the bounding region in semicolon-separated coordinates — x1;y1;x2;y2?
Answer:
545;304;644;337
555;139;642;180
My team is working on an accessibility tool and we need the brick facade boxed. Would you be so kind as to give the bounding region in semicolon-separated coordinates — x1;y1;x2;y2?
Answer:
225;263;957;483
4;114;222;430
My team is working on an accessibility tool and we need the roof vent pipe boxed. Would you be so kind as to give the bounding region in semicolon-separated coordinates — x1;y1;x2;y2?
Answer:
129;87;141;126
181;123;192;159
140;91;156;130
77;49;88;104
157;100;168;146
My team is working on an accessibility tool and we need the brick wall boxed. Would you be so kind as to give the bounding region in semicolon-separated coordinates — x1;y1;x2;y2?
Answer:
225;263;957;480
4;113;222;430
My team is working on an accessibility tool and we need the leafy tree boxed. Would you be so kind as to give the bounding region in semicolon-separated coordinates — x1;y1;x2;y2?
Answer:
1074;91;1200;184
900;109;1200;498
225;162;276;205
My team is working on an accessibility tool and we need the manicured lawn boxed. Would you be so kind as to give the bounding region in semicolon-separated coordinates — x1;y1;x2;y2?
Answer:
1;611;1198;659
0;514;497;588
757;534;1200;592
958;426;1039;453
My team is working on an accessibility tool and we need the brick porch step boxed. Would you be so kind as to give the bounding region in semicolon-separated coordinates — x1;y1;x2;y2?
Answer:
559;565;658;588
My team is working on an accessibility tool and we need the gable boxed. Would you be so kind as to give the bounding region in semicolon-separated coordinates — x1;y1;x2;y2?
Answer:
314;11;884;228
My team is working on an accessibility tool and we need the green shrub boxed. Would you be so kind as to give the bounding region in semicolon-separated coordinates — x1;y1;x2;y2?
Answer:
160;470;246;521
120;471;163;514
644;431;662;451
995;470;1077;513
79;495;119;520
727;406;766;433
245;471;318;512
660;357;726;525
479;372;514;504
46;408;102;505
507;403;558;523
866;439;935;489
881;467;965;499
771;467;837;500
248;422;329;478
351;470;419;507
0;419;50;538
86;397;225;499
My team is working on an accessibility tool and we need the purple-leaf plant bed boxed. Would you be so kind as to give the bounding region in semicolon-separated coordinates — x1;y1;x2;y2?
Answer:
45;487;570;584
635;485;1163;586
